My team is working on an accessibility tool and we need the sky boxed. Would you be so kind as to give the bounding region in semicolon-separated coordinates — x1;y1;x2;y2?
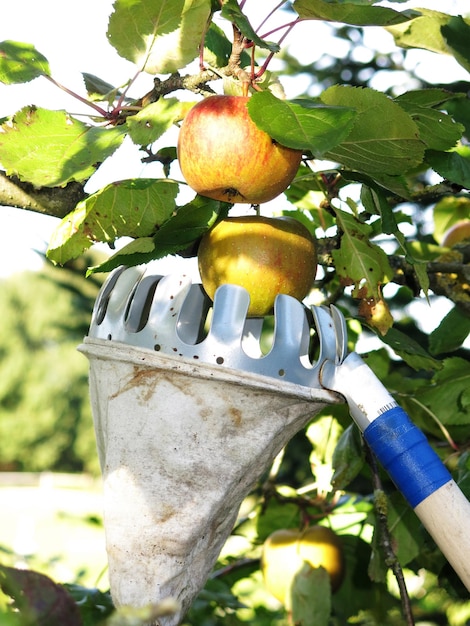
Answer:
0;0;469;299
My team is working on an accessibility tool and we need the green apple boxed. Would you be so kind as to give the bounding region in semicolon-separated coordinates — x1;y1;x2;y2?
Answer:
197;216;317;317
177;95;302;204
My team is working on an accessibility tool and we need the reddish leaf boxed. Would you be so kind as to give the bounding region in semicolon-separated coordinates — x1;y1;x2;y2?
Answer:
0;566;82;626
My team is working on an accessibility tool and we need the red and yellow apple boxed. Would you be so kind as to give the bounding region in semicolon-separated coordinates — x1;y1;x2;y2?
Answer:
177;95;302;204
261;526;345;609
197;216;317;317
441;219;470;248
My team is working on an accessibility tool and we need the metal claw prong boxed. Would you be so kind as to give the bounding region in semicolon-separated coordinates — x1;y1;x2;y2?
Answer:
311;305;337;366
330;305;348;364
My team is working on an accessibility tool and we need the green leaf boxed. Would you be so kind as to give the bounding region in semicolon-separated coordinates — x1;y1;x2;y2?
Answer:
380;327;442;371
220;0;280;52
0;107;125;186
331;424;365;490
394;95;464;152
320;86;424;175
387;493;422;567
332;207;393;300
416;358;470;425
293;0;416;26
441;15;470;73
394;88;465;109
444;97;470;140
429;306;470;355
47;179;180;264
426;145;470;189
247;91;356;154
291;564;331;626
387;9;451;54
127;98;187;145
82;72;125;104
89;195;227;273
255;501;301;543
108;0;212;74
0;40;50;83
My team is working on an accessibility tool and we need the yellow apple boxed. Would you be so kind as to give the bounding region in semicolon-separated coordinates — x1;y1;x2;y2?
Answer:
177;95;302;204
441;219;470;247
197;216;317;317
261;526;345;609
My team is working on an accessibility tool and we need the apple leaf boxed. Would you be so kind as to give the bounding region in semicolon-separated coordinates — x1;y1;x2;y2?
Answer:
126;98;190;146
387;9;454;55
332;207;393;300
247;91;356;155
426;145;470;190
82;72;125;103
320;86;424;175
394;88;466;109
107;0;212;74
293;0;415;26
88;195;228;274
360;182;430;296
332;207;394;333
380;327;442;371
331;424;365;490
429;306;470;355
394;95;464;152
0;40;50;83
291;564;331;626
0;107;125;186
442;16;470;72
416;358;470;425
0;565;82;626
387;493;422;567
47;178;180;264
220;0;280;52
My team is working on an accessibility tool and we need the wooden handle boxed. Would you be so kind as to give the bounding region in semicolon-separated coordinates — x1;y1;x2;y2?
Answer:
414;479;470;592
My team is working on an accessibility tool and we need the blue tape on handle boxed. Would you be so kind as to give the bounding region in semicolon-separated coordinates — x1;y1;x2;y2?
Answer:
364;407;451;508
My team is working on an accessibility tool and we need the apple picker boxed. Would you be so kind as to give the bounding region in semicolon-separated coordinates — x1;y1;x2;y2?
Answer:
79;264;470;626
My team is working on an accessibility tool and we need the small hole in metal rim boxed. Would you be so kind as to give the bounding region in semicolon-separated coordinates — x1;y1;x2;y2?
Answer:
216;356;224;365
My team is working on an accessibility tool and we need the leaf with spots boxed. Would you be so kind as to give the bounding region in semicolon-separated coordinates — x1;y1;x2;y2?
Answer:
0;106;125;186
0;40;50;83
88;194;228;274
107;0;212;74
332;207;394;333
47;178;180;265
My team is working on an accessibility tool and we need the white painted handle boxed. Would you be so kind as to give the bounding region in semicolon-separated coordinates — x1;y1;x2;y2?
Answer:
320;352;470;591
415;480;470;591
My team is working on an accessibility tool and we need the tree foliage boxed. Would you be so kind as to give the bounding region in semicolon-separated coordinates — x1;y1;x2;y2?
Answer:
1;0;470;624
0;258;102;474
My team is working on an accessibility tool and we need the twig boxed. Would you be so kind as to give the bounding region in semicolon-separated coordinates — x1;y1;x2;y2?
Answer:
364;442;415;626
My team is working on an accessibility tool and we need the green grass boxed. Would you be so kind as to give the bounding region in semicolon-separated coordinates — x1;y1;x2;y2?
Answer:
1;476;108;590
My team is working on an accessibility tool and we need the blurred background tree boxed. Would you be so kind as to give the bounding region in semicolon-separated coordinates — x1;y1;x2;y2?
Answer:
0;254;103;474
